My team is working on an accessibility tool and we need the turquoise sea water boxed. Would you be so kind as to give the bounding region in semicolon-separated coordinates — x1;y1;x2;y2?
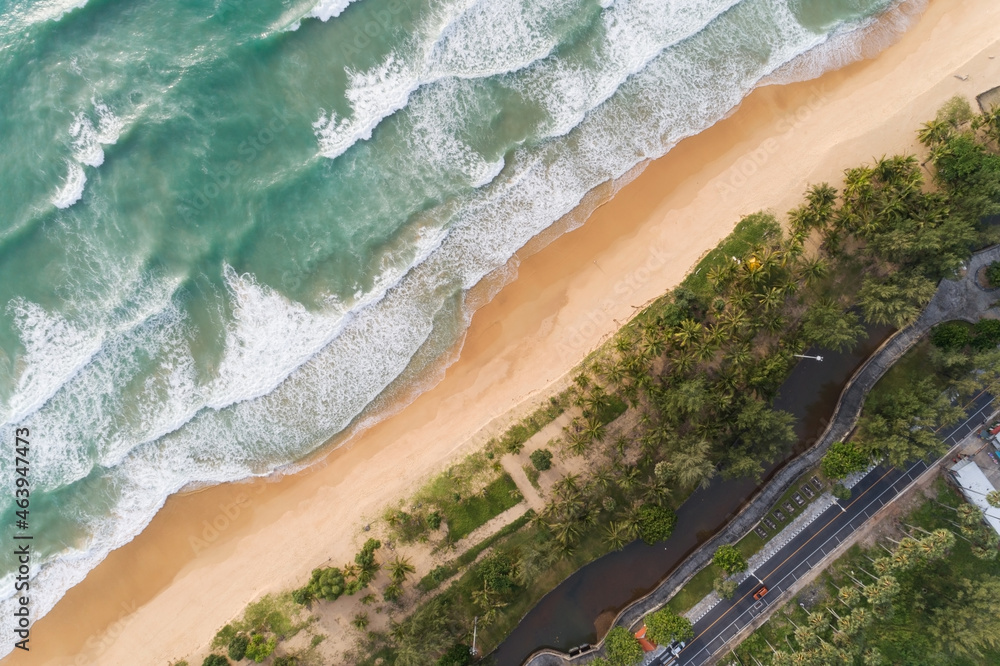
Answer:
0;0;915;651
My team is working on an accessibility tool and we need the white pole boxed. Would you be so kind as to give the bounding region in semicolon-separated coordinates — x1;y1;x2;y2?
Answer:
793;354;824;361
471;616;478;656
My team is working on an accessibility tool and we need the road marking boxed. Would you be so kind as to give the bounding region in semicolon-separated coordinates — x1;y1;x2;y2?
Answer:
676;394;996;664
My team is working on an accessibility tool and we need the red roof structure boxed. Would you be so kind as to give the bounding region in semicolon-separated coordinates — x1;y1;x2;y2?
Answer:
634;625;657;652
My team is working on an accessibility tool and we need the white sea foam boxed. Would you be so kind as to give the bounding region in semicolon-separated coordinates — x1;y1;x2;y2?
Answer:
15;0;88;27
0;1;924;657
305;0;358;22
1;300;102;425
68;101;123;167
762;0;927;86
313;53;420;160
51;160;87;208
426;0;575;80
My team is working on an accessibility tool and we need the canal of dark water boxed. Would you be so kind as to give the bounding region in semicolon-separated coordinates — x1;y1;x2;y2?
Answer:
489;324;893;666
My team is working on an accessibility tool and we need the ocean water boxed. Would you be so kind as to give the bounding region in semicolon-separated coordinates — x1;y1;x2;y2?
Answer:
0;0;921;653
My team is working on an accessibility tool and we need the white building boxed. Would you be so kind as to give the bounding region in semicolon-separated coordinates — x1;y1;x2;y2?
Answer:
949;458;1000;537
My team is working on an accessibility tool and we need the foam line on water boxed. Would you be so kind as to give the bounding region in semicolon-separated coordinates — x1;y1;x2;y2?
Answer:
51;160;87;209
313;0;746;161
0;0;922;655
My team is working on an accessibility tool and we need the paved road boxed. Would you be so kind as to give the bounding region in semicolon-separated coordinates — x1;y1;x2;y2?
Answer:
668;391;997;666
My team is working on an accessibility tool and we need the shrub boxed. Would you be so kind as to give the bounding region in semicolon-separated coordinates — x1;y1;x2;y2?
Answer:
244;634;277;663
478;553;516;595
303;566;346;602
427;510;442;530
437;642;473;666
832;483;852;500
227;633;249;661
636;504;677;545
272;658;297;666
529;448;553;471
202;656;229;666
604;626;643;666
972;317;1000;349
645;608;694;645
291;587;312;605
821;440;871;480
987;261;1000;288
383;583;402;602
712;544;748;575
714;577;738;599
931;322;970;350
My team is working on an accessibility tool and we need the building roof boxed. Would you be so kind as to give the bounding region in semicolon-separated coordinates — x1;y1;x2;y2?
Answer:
949;458;1000;537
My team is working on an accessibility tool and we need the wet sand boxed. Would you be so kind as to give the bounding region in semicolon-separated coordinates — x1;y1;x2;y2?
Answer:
11;0;1000;663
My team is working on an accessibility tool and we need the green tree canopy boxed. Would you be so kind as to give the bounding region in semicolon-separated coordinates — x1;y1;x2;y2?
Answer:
857;377;963;466
436;642;472;666
821;440;871;480
244;634;277;663
712;544;749;575
302;566;345;602
604;626;644;666
714;577;738;599
529;448;553;471
202;656;230;666
801;300;864;353
930;321;970;351
636;504;677;545
227;634;248;662
858;270;937;329
930;575;1000;660
987;261;1000;288
645;609;694;646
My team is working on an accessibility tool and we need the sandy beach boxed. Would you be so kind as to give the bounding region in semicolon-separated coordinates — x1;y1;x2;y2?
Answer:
11;0;1000;663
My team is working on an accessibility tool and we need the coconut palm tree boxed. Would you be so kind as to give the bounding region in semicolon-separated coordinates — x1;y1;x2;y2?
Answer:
673;439;715;490
604;521;631;551
617;466;641;492
917;118;951;146
798;256;828;286
674;318;704;349
582;416;605;444
387;556;416;585
553;473;580;499
593;465;615;490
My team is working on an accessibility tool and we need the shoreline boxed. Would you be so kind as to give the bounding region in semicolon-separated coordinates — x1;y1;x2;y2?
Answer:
12;0;1000;663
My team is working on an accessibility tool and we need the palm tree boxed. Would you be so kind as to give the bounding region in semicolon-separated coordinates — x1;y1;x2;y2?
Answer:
837;585;860;607
724;344;752;372
917;118;951;146
604;521;631;551
387;556;416;585
798;256;828;286
554;474;580;498
617;466;641;492
673;439;715;489
674;318;704;349
552;519;582;548
593;465;615;490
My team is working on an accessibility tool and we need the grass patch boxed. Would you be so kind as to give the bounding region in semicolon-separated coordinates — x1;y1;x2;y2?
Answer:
522;463;541;490
665;563;724;615
681;212;782;299
441;473;523;542
594;393;628;425
211;592;308;648
867;337;937;406
489;391;573;455
416;511;535;593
